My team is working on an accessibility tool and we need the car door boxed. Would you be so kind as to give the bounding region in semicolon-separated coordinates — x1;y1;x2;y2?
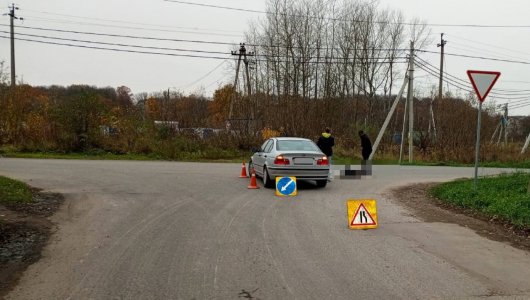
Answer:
253;139;272;175
262;139;275;169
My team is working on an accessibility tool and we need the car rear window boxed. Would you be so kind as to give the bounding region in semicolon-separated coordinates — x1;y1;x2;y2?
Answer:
276;140;320;152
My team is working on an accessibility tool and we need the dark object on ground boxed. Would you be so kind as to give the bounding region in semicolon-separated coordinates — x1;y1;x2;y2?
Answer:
340;161;372;179
0;190;63;298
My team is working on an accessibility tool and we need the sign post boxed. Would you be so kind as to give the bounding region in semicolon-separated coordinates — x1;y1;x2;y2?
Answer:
467;70;501;190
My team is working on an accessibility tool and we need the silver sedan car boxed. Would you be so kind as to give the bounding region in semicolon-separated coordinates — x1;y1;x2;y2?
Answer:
249;137;330;188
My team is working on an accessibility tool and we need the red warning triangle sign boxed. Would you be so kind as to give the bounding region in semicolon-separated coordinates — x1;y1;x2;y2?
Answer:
467;70;501;102
350;203;376;226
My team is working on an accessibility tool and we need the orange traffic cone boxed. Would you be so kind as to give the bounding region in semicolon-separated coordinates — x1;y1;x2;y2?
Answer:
248;168;259;189
239;162;248;178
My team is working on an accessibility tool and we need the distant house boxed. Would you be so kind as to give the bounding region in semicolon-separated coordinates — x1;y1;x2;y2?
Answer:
154;121;179;130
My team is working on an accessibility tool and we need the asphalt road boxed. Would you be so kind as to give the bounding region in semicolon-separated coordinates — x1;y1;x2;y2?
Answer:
1;159;529;299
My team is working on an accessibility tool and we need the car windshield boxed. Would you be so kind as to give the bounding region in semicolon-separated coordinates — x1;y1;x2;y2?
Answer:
276;140;320;152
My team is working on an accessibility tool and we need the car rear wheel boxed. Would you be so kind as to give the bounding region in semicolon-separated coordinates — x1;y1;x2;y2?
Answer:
316;180;327;188
263;167;274;188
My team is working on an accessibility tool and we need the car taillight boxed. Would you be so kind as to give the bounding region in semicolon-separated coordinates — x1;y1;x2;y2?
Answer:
274;155;290;165
317;156;329;165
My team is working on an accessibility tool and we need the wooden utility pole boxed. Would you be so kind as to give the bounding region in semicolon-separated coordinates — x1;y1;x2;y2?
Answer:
407;41;415;163
437;33;447;101
228;44;254;119
369;71;409;161
7;3;22;88
228;44;244;122
227;43;254;132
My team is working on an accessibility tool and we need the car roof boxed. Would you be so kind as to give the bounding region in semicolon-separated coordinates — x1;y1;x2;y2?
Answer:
273;137;312;141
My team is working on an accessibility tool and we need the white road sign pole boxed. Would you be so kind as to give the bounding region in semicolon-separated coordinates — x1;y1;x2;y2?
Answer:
474;101;482;190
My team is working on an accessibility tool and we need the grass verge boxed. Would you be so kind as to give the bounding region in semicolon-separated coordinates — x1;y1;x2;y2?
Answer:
430;172;530;228
0;176;32;204
3;150;530;168
1;151;248;163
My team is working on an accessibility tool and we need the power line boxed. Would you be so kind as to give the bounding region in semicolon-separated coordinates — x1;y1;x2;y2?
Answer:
416;61;530;104
417;49;530;65
164;0;264;14
0;34;408;64
499;102;530;111
23;15;244;38
0;23;238;46
0;23;410;52
415;61;473;94
447;33;530;58
22;9;242;34
0;35;231;60
164;0;530;28
0;25;410;62
179;59;228;89
415;55;530;96
448;43;529;66
0;30;231;55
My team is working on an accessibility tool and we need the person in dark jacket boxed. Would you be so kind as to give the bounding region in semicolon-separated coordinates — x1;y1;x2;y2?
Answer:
358;130;372;161
317;127;335;161
317;128;335;181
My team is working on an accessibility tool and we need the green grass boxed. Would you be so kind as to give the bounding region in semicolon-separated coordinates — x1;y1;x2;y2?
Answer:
3;151;530;168
333;156;397;165
395;160;530;169
1;150;249;163
0;176;32;204
3;151;159;161
431;172;530;228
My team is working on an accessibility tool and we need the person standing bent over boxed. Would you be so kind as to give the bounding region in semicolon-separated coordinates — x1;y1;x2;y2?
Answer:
358;130;372;161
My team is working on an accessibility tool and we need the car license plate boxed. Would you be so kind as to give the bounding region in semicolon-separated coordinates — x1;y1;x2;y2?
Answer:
294;157;314;165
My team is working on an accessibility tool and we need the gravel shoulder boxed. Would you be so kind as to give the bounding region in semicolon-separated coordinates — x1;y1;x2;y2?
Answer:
0;189;63;299
391;182;530;252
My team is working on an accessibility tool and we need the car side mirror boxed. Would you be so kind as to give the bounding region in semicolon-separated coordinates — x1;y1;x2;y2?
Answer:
251;147;259;153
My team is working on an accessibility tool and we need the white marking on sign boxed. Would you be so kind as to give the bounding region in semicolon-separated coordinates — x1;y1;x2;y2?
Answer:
280;179;294;192
351;203;376;226
467;70;501;101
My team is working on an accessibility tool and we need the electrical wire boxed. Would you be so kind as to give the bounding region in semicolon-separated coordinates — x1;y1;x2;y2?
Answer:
0;23;411;53
416;61;530;109
164;0;530;28
447;33;530;58
0;35;231;60
448;43;529;66
22;9;242;34
0;23;237;46
417;49;530;65
0;30;230;55
414;55;530;96
0;34;408;64
1;24;410;63
23;15;245;38
179;59;228;89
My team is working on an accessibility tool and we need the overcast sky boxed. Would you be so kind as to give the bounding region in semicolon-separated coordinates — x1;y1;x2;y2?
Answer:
1;0;530;115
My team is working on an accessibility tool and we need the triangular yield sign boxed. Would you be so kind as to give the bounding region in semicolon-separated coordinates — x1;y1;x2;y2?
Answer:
350;203;376;226
467;70;501;102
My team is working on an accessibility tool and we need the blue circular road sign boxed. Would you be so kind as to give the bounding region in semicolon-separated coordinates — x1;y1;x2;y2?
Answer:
277;177;297;196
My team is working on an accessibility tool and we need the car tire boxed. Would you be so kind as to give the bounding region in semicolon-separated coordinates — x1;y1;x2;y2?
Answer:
263;167;274;188
316;180;327;188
